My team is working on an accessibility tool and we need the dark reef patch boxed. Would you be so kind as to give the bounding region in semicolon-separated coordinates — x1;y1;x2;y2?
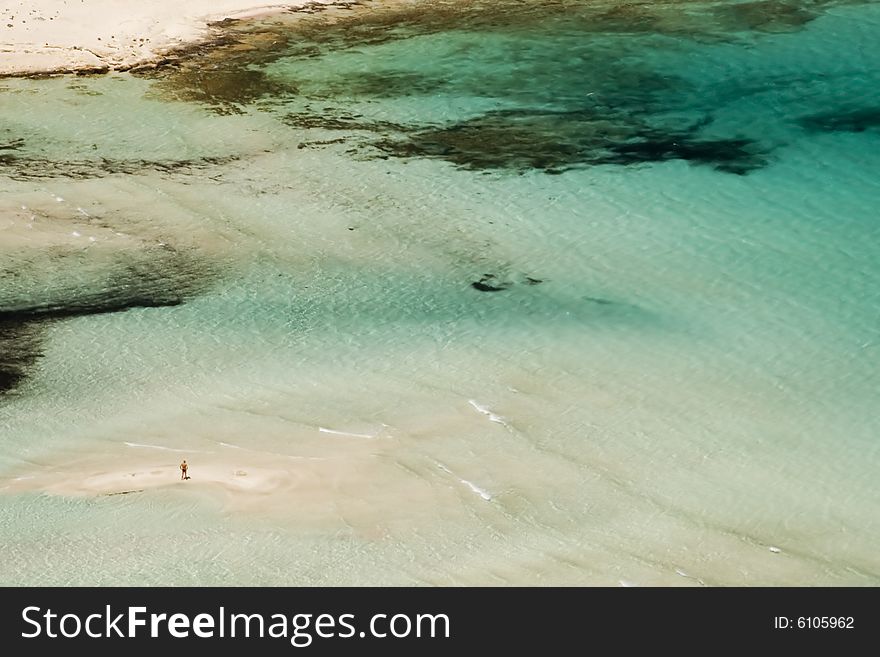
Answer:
270;0;840;52
0;295;182;397
0;246;216;397
139;0;853;116
0;154;238;181
470;273;545;292
1;245;214;314
131;16;305;115
0;320;43;395
798;107;880;133
282;110;406;133
66;81;105;97
297;137;348;149
131;0;857;174
366;108;768;174
711;0;820;33
280;104;769;174
2;296;184;323
141;65;298;115
600;130;767;175
298;70;451;99
0;137;25;164
0;292;185;396
471;274;511;292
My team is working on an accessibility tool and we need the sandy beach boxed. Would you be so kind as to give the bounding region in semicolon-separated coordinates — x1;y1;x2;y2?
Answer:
2;0;880;587
0;0;338;75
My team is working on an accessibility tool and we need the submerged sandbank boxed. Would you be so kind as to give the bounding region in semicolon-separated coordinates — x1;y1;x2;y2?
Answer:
1;0;879;586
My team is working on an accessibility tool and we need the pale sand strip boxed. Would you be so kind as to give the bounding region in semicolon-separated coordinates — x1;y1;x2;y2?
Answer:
3;455;298;500
0;444;463;532
2;449;350;515
0;0;339;75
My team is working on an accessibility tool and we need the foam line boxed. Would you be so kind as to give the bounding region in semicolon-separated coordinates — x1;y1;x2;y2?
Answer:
468;399;509;427
461;478;493;501
124;442;199;453
436;462;492;501
319;427;376;439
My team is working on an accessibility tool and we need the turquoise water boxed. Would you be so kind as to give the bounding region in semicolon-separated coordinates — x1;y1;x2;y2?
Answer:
1;0;879;585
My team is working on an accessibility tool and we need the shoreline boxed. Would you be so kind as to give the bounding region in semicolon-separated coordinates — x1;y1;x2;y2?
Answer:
0;0;351;77
0;436;389;517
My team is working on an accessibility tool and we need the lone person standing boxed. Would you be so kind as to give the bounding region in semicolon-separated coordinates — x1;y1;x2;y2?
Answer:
180;460;188;480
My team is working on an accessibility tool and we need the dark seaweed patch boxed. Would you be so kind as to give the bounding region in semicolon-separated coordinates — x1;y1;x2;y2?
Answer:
0;294;182;397
0;289;187;396
297;137;347;149
132;20;305;115
300;70;451;99
134;0;849;174
0;246;215;397
281;110;406;133
602;131;767;175
711;0;820;33
797;107;880;133
0;138;25;164
2;296;184;323
471;274;511;292
1;244;214;317
367;108;768;174
139;0;854;115
281;104;768;174
270;0;822;52
0;320;43;395
0;154;238;181
470;273;546;292
143;66;298;115
66;81;105;97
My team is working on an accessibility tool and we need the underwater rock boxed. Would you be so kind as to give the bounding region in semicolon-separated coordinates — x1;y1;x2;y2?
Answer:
369;108;769;174
471;274;511;292
798;106;880;133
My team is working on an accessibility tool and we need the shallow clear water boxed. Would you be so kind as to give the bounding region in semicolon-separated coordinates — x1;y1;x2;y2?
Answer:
1;0;879;585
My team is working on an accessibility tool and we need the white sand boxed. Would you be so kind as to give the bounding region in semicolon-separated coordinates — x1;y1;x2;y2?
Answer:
0;441;468;534
3;449;349;515
31;461;291;498
0;0;337;75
